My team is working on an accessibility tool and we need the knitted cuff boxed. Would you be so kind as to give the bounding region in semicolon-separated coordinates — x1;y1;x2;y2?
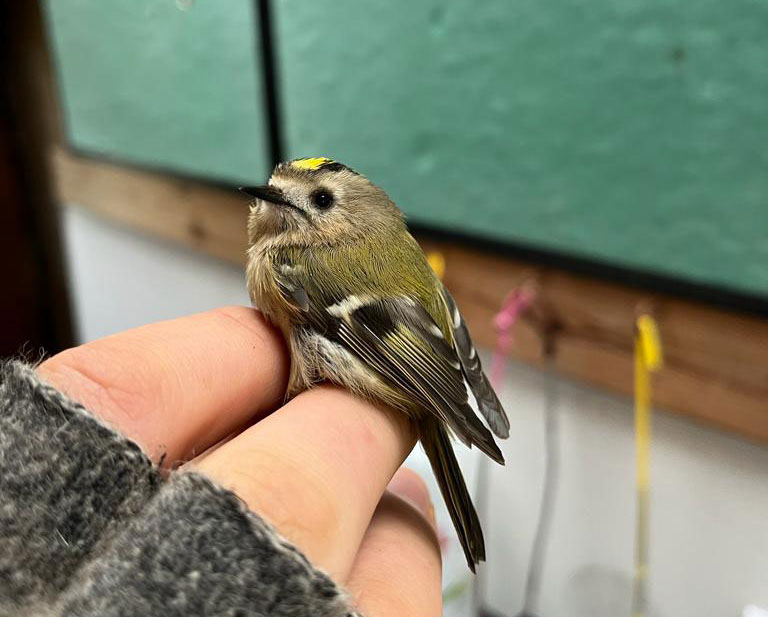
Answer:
0;361;361;617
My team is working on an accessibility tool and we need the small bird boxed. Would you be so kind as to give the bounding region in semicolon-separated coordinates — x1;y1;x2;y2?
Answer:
243;157;509;571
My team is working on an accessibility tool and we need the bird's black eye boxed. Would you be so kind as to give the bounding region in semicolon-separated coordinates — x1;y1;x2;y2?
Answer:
311;189;334;210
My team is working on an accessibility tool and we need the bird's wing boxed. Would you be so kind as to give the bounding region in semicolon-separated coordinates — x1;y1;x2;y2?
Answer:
277;263;504;464
440;286;510;438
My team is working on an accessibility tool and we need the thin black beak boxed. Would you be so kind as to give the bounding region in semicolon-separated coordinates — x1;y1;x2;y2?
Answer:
239;185;290;206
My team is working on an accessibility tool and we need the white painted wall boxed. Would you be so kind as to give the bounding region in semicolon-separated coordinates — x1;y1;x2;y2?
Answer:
61;206;768;617
62;206;251;341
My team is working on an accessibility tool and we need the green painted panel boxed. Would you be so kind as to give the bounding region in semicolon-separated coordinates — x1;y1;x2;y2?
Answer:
44;0;268;184
276;2;768;297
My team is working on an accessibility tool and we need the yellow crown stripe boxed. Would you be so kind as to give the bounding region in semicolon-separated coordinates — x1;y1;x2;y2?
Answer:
291;157;334;171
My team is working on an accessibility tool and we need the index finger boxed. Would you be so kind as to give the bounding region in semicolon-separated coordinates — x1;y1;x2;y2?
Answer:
37;306;289;465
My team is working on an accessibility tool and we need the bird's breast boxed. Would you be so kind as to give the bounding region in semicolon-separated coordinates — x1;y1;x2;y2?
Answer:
245;246;293;328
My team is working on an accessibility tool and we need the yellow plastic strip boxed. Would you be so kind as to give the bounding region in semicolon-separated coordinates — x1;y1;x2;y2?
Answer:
631;314;663;617
427;251;446;281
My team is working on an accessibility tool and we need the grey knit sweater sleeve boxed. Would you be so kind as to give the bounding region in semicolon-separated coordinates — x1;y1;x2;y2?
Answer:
0;362;361;617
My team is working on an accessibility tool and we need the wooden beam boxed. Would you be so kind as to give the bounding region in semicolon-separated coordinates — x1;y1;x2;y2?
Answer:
53;149;249;264
52;148;768;443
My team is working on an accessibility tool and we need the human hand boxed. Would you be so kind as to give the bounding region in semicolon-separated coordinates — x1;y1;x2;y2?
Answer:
38;307;442;616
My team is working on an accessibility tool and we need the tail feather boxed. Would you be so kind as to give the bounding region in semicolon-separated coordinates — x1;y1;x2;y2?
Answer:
421;419;485;572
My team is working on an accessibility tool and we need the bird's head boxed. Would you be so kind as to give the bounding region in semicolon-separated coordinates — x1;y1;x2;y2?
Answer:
243;157;403;246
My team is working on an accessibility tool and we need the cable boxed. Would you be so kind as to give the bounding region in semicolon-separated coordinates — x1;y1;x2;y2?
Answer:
475;287;560;617
516;354;559;617
475;342;560;617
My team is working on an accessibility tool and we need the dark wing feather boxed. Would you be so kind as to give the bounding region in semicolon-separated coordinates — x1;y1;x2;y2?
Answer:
441;286;510;438
345;301;502;463
276;262;503;463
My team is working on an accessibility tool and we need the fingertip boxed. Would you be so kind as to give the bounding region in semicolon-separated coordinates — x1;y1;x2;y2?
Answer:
346;489;443;617
388;468;435;528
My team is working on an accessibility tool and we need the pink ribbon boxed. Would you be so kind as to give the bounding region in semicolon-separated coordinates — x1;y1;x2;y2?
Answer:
490;287;536;388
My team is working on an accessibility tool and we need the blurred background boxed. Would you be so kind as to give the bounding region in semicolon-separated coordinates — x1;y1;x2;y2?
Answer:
2;1;767;616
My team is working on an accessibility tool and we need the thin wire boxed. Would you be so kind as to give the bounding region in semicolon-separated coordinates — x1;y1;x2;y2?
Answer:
475;286;555;617
474;289;534;617
475;351;561;617
517;356;560;617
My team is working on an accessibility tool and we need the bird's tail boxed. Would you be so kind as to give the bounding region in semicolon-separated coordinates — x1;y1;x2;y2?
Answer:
421;418;485;572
